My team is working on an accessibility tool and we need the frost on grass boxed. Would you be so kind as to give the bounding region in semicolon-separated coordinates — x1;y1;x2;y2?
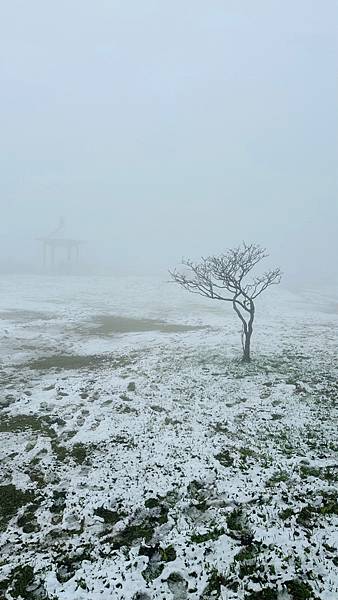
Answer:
0;281;337;599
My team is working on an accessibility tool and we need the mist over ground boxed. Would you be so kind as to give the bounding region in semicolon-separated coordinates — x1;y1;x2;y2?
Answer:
1;1;337;284
1;5;338;599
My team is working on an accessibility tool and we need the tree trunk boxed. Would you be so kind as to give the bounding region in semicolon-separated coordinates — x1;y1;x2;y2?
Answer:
242;303;254;363
233;299;254;363
242;330;252;362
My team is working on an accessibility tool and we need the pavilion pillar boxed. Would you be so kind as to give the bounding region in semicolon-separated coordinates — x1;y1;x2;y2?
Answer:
50;244;55;269
43;242;47;267
67;243;72;261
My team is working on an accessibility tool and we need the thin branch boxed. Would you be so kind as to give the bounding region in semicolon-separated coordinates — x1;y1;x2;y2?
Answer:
169;243;281;315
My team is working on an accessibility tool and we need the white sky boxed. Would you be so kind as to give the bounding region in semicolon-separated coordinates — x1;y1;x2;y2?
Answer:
0;1;337;281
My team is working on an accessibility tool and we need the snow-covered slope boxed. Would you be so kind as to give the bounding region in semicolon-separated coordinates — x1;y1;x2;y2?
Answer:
0;276;337;599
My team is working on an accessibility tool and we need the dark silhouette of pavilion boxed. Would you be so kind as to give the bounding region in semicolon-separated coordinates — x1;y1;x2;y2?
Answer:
38;218;85;269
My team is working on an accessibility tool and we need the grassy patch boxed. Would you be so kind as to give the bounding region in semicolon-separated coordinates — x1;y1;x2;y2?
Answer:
0;414;53;435
108;522;155;549
116;404;138;415
150;405;167;413
226;508;253;544
17;502;41;533
245;589;278;600
191;527;225;544
8;565;35;600
279;507;294;520
285;579;314;599
167;572;188;596
215;449;234;467
111;435;135;448
187;480;210;511
105;499;170;549
234;544;260;563
0;485;36;530
71;442;92;465
145;497;160;509
200;569;227;599
238;447;257;462
24;352;137;372
210;421;229;434
51;439;68;462
159;545;177;562
297;492;338;526
226;508;244;532
94;506;127;525
56;546;93;583
50;490;67;514
164;416;182;427
80;314;205;336
299;464;338;482
141;562;164;583
266;470;290;487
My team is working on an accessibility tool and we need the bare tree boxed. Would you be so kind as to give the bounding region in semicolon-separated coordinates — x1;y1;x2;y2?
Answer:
170;243;281;362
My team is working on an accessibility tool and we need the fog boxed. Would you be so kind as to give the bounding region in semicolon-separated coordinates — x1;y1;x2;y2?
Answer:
1;1;337;283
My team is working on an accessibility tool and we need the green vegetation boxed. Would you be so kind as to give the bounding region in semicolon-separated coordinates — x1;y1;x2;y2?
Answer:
0;565;46;600
145;497;160;509
234;544;260;563
94;506;127;525
104;500;169;549
141;562;164;582
50;490;67;514
279;507;294;520
108;522;155;548
226;508;244;532
297;492;338;526
24;352;136;371
210;421;229;434
285;579;314;599
299;464;338;482
201;568;226;598
51;439;68;462
82;314;204;335
191;528;225;544
71;442;90;464
0;484;36;530
1;308;337;598
53;545;93;586
17;502;41;533
10;565;35;600
245;589;278;600
0;414;54;435
159;545;177;562
266;470;290;487
215;449;234;467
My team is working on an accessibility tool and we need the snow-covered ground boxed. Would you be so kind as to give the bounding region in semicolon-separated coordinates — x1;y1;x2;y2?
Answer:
0;275;337;600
